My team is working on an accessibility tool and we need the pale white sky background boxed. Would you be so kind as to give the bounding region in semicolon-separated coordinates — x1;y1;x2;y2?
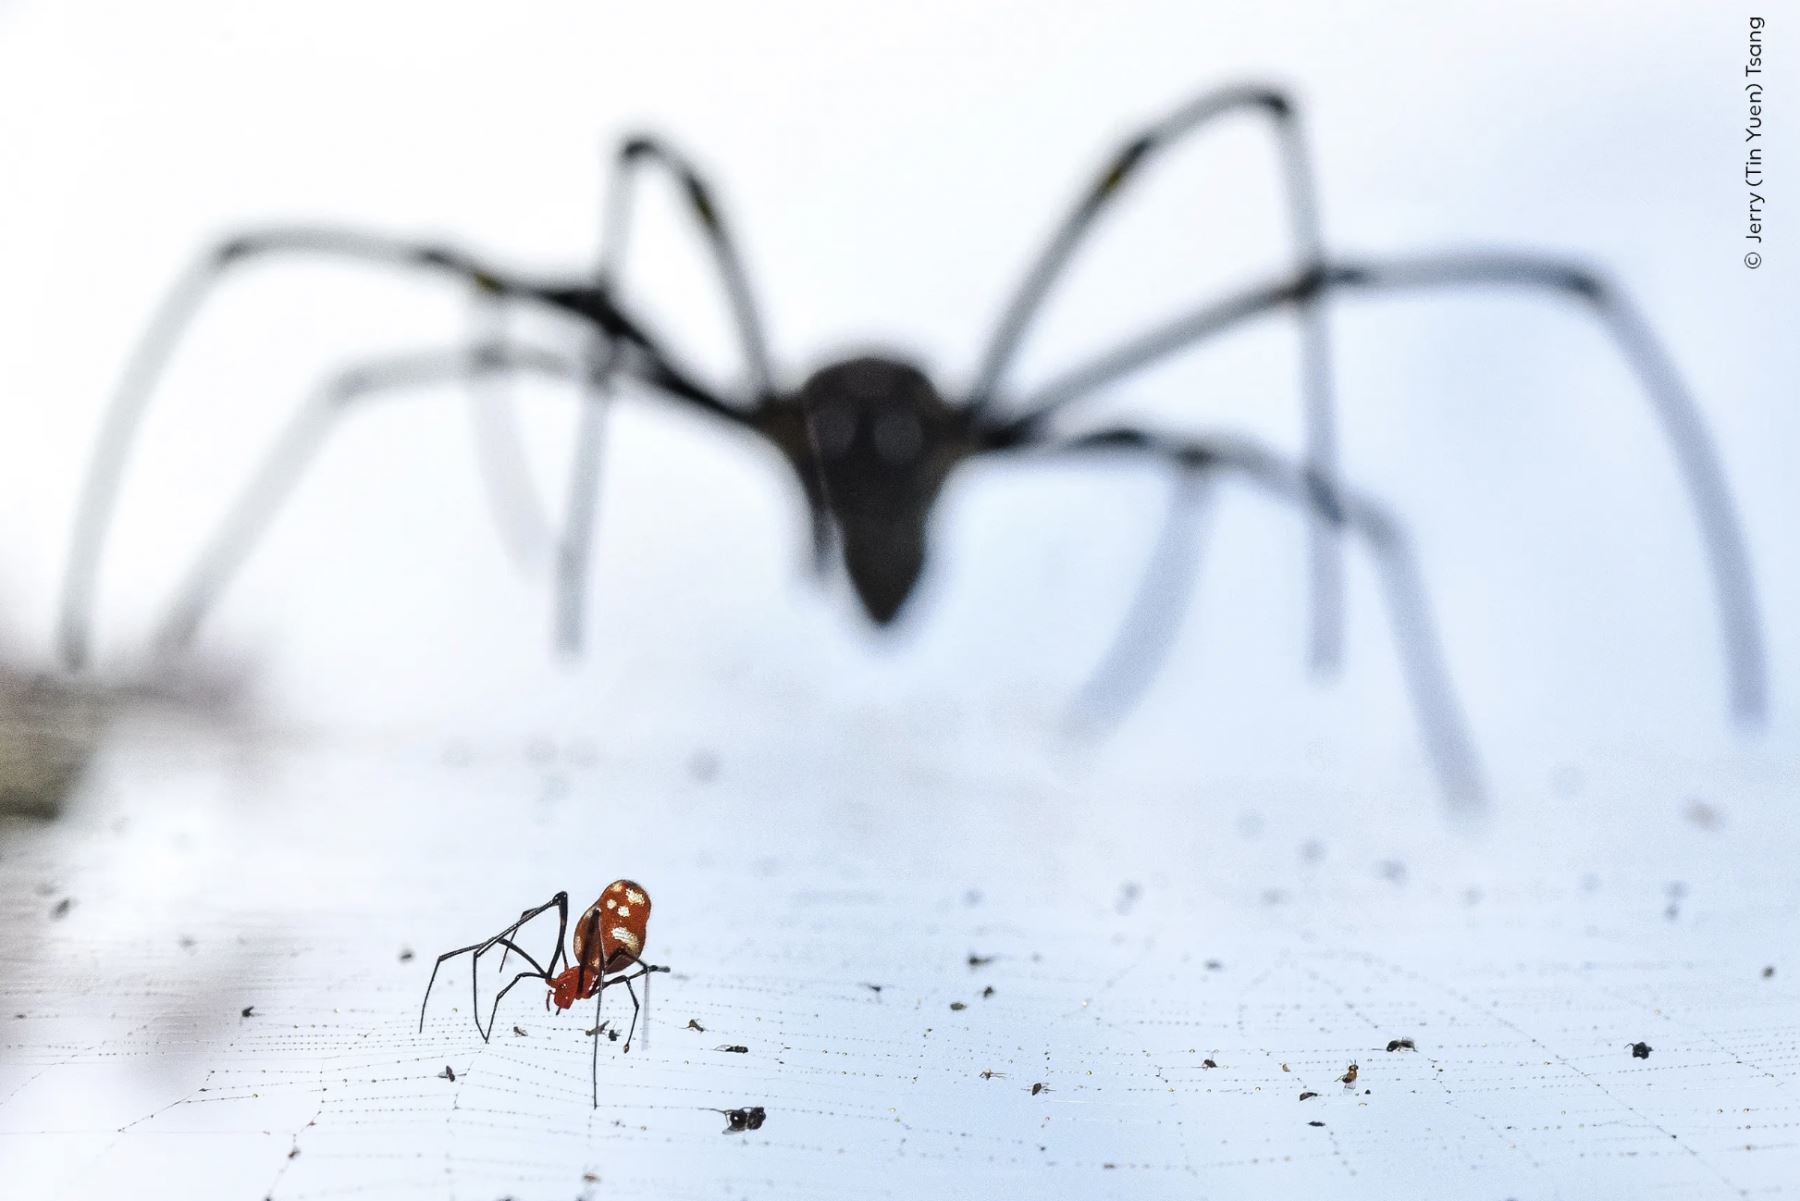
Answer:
2;5;1798;1199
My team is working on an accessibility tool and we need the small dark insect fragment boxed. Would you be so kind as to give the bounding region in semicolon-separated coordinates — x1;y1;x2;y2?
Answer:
950;1002;967;1011
1630;1042;1652;1059
968;953;995;968
981;985;995;998
716;1044;749;1054
1299;1091;1318;1101
513;1026;528;1037
717;1106;767;1134
1202;1058;1217;1069
862;983;884;996
439;1065;456;1081
287;1147;300;1159
1386;1038;1415;1052
1308;1120;1326;1127
980;1070;1006;1080
51;897;73;919
686;1019;706;1032
1338;1063;1358;1085
1763;966;1775;979
1031;1082;1050;1095
241;1006;255;1018
398;948;414;962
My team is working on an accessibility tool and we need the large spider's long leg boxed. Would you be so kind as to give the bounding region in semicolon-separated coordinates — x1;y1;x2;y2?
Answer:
970;84;1342;671
1000;255;1767;726
59;226;736;671
465;292;559;574
1018;428;1485;809
554;342;619;655
1069;472;1219;724
547;133;812;652
145;344;598;655
471;132;782;644
420;891;569;1033
600;135;777;399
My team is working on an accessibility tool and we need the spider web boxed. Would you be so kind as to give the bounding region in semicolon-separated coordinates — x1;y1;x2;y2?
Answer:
2;705;1795;1201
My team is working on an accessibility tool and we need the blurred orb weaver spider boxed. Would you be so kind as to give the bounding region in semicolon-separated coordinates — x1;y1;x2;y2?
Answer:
57;82;1767;806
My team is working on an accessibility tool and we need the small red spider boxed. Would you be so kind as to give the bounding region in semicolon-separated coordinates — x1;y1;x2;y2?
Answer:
420;880;669;1106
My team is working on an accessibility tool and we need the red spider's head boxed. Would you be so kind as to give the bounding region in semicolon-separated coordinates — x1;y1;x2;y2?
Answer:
796;355;970;624
548;966;586;1011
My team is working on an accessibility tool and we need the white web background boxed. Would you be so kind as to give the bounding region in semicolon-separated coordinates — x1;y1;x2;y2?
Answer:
4;711;1797;1200
1;1;1797;1198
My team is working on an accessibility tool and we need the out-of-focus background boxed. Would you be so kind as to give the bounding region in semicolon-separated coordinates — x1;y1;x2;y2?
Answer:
1;3;1795;1199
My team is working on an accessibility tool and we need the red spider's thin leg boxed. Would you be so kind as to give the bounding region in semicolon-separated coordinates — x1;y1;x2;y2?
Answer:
597;950;664;1055
641;962;652;1053
475;932;567;1039
591;984;604;1109
478;968;552;1041
499;885;575;976
619;977;642;1054
419;891;567;1034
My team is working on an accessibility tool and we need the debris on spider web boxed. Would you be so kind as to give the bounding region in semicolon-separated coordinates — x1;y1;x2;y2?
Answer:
714;1106;766;1134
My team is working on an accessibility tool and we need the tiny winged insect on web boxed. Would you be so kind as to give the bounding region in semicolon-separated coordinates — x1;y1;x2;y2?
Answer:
57;82;1770;807
419;879;669;1107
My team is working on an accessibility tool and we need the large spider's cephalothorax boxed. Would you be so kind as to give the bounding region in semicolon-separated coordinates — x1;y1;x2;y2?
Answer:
792;355;971;622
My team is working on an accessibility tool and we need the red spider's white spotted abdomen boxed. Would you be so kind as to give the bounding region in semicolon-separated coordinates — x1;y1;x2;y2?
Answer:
574;879;651;975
